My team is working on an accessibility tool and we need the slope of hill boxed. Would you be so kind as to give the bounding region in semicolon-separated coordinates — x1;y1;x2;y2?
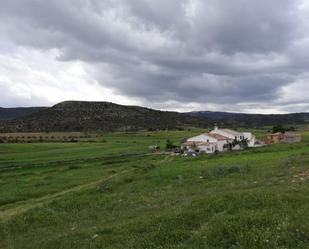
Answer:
0;107;47;121
188;111;309;128
0;101;208;132
1;101;309;132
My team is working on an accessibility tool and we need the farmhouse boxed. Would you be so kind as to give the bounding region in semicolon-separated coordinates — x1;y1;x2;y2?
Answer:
182;126;257;154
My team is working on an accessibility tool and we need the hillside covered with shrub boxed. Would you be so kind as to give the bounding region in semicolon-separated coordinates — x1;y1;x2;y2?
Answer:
0;101;208;132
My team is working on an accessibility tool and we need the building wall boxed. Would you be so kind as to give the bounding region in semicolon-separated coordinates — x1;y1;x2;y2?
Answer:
216;140;229;152
197;144;216;154
284;133;302;143
243;132;255;147
267;135;280;144
267;132;301;144
187;134;217;143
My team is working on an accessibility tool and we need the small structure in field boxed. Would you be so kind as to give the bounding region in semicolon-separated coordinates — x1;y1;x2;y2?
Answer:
284;132;302;143
267;132;302;144
149;145;160;151
267;132;285;144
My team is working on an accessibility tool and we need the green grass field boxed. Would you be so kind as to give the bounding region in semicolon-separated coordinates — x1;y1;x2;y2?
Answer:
0;129;309;248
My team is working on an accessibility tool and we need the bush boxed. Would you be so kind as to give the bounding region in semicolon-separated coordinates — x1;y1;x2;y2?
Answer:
212;164;251;177
67;165;81;170
286;126;296;132
166;139;176;149
272;125;285;133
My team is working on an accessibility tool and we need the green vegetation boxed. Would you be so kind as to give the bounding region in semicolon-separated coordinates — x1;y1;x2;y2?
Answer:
0;129;309;248
0;101;209;132
272;124;286;134
271;125;298;134
0;132;104;143
165;139;177;149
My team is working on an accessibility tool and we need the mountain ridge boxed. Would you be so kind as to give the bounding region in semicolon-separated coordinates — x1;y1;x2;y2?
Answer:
187;110;309;127
0;101;208;132
0;107;48;121
1;101;308;132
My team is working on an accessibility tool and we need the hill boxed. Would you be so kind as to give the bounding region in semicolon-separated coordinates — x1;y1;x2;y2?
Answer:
0;101;208;132
188;111;309;128
1;102;309;132
0;107;47;121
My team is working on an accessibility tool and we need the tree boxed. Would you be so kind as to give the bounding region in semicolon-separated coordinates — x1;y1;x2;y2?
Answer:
231;138;239;148
229;138;249;150
166;139;176;149
272;125;285;134
223;142;232;151
286;126;296;132
240;138;249;150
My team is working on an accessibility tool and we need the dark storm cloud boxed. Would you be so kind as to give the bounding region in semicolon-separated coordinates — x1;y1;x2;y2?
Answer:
0;0;308;111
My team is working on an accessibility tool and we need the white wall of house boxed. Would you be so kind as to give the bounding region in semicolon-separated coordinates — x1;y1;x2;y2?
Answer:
216;140;229;151
211;128;256;147
197;144;216;154
243;132;256;147
187;134;217;144
185;134;230;153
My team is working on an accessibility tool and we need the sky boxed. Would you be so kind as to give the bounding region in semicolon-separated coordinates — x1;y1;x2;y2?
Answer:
0;0;309;113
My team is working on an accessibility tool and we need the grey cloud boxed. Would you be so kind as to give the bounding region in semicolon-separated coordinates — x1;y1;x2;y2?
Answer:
0;0;308;112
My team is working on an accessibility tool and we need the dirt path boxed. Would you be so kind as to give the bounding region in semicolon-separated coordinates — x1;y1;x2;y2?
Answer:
0;170;130;220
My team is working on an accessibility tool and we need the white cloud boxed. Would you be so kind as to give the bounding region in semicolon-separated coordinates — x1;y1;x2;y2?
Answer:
0;47;139;107
0;0;309;113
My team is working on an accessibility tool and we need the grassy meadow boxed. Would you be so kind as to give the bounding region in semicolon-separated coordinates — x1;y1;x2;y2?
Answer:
0;128;309;248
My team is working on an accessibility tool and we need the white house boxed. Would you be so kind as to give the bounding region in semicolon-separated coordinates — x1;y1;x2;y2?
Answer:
182;127;257;154
181;133;231;154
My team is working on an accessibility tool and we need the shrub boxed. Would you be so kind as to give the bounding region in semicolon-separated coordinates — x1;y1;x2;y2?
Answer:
166;139;176;149
272;124;285;133
212;164;251;177
67;165;81;170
